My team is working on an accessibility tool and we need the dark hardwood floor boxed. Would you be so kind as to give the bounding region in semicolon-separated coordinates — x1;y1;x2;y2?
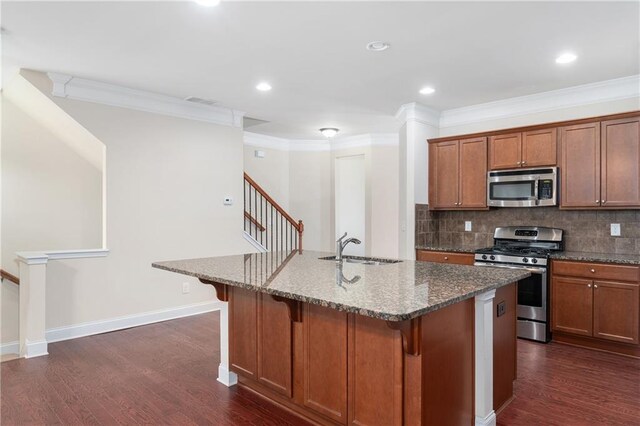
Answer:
1;311;638;425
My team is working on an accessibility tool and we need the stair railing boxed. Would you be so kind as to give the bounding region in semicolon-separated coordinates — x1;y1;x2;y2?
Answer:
244;172;304;253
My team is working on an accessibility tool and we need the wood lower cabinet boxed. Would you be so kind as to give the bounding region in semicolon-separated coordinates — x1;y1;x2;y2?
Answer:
303;304;348;423
415;250;475;265
493;283;517;413
551;260;640;357
258;293;293;397
429;137;487;210
229;287;258;378
551;277;594;336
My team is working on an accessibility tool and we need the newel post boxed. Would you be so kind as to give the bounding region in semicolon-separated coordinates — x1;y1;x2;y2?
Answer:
297;220;304;253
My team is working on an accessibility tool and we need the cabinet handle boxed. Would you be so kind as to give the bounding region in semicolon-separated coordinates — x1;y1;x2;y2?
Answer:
602;200;606;204
590;269;596;273
444;256;449;260
595;200;600;204
588;284;592;288
522;161;527;165
517;161;522;165
594;284;598;289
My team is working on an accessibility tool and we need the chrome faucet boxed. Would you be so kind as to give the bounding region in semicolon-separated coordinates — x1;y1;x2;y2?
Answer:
335;232;361;262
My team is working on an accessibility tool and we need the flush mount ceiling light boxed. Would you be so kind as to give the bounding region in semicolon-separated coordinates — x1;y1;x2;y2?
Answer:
256;82;272;92
555;52;578;64
366;41;390;52
419;86;436;95
194;0;221;6
319;128;339;139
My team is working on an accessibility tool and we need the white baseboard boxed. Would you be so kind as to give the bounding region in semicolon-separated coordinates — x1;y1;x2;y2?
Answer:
0;341;19;356
1;301;223;357
475;411;497;426
217;364;238;387
23;339;48;358
46;300;223;344
243;230;267;253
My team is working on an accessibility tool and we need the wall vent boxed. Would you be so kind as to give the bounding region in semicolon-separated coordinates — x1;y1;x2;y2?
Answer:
184;96;217;106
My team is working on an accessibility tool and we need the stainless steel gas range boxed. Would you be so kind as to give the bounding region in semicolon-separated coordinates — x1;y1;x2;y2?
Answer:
474;226;564;343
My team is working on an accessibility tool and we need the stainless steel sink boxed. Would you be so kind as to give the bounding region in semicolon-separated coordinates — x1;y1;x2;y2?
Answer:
319;255;401;265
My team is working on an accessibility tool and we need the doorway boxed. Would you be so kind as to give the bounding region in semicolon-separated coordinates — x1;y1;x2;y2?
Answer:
335;155;366;256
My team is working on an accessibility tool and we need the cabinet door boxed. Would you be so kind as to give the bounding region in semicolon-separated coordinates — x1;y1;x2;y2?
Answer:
551;277;593;336
560;123;601;208
489;133;521;170
593;281;640;344
459;137;488;208
601;117;640;207
229;287;258;378
257;294;293;397
303;304;348;424
522;128;557;167
429;141;459;209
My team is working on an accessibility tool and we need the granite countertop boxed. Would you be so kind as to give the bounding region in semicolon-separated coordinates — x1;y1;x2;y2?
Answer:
415;245;478;254
152;250;529;322
550;251;640;266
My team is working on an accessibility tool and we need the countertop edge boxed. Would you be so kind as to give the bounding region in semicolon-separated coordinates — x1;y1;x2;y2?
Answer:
152;262;529;321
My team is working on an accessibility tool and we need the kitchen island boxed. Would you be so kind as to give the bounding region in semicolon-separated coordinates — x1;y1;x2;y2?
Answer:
153;251;529;426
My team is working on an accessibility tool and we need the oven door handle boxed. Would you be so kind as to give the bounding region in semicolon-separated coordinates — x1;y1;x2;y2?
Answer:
474;262;546;274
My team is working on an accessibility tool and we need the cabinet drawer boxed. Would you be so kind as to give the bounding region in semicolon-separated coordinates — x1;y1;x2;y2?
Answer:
553;260;639;282
416;250;475;266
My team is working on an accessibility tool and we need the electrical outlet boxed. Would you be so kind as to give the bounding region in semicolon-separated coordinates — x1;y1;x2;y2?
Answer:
182;282;190;294
465;221;472;232
611;223;621;237
497;301;506;317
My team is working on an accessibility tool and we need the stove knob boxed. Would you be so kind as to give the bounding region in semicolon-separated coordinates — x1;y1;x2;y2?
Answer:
522;257;529;263
490;255;495;261
531;258;538;264
482;254;488;260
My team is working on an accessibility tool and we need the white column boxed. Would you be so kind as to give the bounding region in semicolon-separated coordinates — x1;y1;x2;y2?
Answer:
216;302;238;387
396;103;440;260
475;289;497;426
17;253;49;358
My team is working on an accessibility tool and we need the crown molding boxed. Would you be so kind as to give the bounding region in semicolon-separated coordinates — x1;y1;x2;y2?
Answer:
395;102;441;128
440;75;640;129
244;132;398;152
47;73;245;128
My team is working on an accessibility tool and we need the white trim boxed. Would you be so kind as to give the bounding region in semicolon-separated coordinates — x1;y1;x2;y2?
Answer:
475;412;497;426
218;364;238;387
244;132;398;152
23;339;48;359
440;75;640;129
16;248;110;265
395;102;441;128
0;341;19;356
46;300;223;344
47;73;245;128
243;231;268;253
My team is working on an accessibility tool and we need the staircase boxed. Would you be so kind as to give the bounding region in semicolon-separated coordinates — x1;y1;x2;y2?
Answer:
243;172;303;253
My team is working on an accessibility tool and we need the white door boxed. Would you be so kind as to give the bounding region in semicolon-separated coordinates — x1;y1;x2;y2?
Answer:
335;155;365;256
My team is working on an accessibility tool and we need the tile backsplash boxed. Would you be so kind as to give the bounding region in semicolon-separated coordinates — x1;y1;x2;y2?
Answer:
416;204;640;255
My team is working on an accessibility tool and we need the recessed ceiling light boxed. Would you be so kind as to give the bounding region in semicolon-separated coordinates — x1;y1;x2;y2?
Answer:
555;52;577;64
419;86;436;95
366;41;390;52
256;82;272;92
194;0;221;6
319;128;339;139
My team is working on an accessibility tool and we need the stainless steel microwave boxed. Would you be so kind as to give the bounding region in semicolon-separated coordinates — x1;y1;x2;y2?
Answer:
487;167;558;207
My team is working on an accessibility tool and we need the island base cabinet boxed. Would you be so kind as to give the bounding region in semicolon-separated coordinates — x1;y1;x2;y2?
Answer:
229;290;498;425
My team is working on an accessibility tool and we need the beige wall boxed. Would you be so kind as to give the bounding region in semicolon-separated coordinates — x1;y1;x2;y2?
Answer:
243;145;290;210
1;71;248;344
371;145;399;258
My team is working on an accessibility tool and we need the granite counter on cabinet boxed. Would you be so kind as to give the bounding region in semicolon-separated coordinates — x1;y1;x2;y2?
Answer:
414;245;478;254
153;250;529;321
551;251;640;265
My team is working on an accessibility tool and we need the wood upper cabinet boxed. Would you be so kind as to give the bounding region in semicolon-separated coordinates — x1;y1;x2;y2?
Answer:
552;276;594;336
560;122;601;208
601;117;640;207
489;129;557;170
593;281;640;344
429;137;487;210
522;128;557;167
489;133;521;170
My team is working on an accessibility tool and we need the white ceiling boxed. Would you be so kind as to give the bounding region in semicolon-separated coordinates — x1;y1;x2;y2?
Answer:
2;1;639;139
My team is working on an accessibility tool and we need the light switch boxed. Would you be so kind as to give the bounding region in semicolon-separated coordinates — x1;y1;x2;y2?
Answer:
254;150;266;158
465;221;472;232
611;223;621;237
